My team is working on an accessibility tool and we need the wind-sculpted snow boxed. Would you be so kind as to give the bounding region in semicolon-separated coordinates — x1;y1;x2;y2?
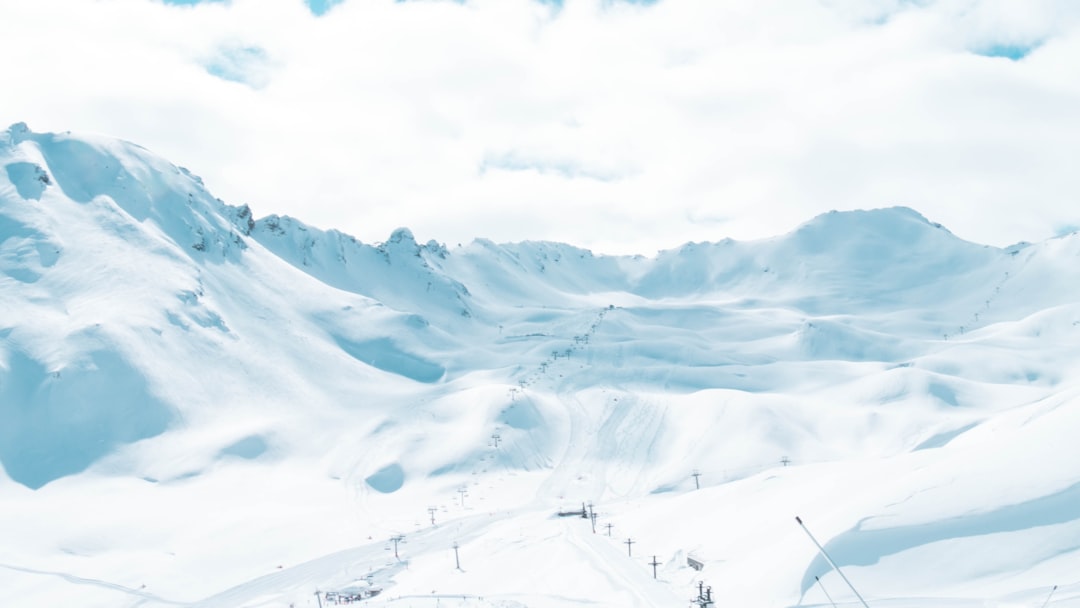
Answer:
801;480;1080;595
4;123;1080;607
4;161;49;201
0;348;173;489
252;216;473;322
365;463;406;493
334;336;445;383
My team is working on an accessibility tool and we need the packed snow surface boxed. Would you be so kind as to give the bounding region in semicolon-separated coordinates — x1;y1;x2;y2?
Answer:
2;123;1080;607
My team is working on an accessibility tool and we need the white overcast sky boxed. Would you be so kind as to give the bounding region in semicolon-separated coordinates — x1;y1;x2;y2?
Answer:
2;0;1079;254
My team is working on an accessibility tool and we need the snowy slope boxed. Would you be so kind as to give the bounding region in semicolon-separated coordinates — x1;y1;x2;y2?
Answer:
3;123;1080;607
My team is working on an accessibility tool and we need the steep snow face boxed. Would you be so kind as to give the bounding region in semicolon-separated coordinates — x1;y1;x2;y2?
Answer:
4;123;1080;608
0;124;455;490
4;123;250;262
250;217;473;323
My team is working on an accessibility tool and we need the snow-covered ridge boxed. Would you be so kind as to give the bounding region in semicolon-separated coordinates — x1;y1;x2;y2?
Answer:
3;124;1080;608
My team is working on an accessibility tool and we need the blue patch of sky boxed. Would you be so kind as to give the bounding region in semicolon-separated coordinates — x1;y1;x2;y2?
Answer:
163;0;656;13
307;0;346;16
974;43;1040;61
203;45;271;89
161;0;227;5
480;152;621;182
853;0;932;27
390;0;657;5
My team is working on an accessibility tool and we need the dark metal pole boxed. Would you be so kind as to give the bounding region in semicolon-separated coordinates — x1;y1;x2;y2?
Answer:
815;575;838;608
1041;585;1058;608
795;517;870;608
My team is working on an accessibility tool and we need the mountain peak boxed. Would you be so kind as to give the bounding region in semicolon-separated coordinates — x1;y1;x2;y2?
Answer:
784;206;960;257
386;227;417;246
794;206;944;237
4;122;32;144
6;121;29;131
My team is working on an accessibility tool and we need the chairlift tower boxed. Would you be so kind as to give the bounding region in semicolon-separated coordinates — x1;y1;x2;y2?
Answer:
390;534;405;559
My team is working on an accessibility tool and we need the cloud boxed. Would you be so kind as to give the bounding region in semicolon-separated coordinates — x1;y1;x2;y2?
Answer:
2;0;1079;255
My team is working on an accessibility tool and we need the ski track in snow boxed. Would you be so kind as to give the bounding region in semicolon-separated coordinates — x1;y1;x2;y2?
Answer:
0;562;186;605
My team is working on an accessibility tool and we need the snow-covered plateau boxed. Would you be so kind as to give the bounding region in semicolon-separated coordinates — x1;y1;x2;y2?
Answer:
2;123;1079;607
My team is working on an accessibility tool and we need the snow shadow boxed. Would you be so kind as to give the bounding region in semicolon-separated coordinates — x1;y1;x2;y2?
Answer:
365;463;405;493
800;480;1080;594
0;213;60;283
4;162;49;200
219;435;268;460
334;336;444;383
0;350;174;489
498;398;543;430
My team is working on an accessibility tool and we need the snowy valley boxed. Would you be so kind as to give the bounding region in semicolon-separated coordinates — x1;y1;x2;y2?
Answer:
2;123;1080;607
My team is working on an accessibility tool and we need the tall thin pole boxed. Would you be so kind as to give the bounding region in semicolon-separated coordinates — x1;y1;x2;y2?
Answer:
390;535;404;559
428;507;437;526
692;470;701;490
453;542;461;570
315;590;323;608
625;538;635;557
1041;585;1058;608
795;517;870;608
696;581;713;607
605;523;613;537
649;555;660;579
815;576;838;608
457;487;467;508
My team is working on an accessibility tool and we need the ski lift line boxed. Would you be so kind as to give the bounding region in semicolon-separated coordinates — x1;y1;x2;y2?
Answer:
795;516;870;608
1041;584;1058;608
815;575;838;608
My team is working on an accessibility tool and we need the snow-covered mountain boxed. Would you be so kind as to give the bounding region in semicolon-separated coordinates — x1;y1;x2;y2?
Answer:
3;123;1080;607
